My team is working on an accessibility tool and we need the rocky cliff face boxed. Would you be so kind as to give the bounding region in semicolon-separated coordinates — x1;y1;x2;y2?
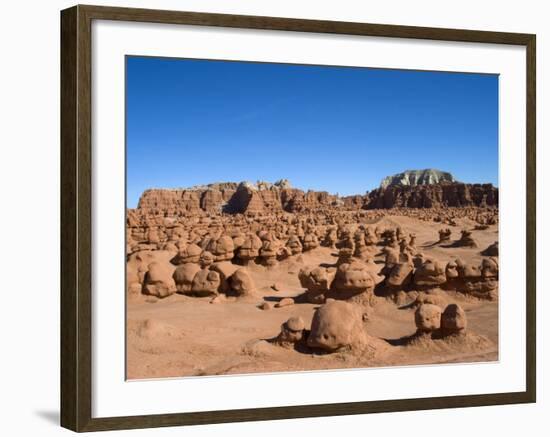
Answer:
380;169;456;189
135;176;498;215
137;181;341;215
363;182;498;209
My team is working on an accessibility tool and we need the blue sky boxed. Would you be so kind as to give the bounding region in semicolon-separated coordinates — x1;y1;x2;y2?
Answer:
126;56;498;208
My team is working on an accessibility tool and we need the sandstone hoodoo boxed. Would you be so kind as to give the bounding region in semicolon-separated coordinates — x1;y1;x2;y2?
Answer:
307;301;369;352
127;171;499;379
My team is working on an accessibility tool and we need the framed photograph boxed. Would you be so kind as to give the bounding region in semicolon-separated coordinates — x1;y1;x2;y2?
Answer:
60;4;536;432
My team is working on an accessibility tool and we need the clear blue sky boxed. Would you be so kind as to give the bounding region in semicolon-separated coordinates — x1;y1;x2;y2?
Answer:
126;56;498;208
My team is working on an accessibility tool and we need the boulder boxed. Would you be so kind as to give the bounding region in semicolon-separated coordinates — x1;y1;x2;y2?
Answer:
171;243;202;265
173;263;201;294
414;259;447;287
210;261;238;294
274;316;305;346
191;269;221;296
302;233;319;251
331;260;378;302
228;268;256;297
276;297;294;308
307;301;367;351
142;262;177;298
206;235;235;262
386;261;414;290
415;303;442;332
199;250;215;268
441;304;467;334
298;266;336;303
286;235;303;255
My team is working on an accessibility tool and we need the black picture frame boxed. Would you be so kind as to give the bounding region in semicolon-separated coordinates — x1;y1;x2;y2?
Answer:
60;4;536;432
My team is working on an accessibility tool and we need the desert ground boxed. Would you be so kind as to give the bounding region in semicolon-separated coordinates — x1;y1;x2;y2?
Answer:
126;178;499;379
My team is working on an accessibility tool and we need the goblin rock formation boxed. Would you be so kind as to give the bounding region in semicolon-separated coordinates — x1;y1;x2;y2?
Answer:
128;172;499;378
415;303;442;333
412;302;471;341
307;301;369;352
273;316;306;347
128;172;498;363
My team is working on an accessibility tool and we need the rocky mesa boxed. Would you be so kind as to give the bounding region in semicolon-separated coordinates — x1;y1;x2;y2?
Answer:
134;171;498;216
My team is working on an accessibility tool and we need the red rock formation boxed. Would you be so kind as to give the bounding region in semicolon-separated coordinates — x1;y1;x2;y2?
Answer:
364;182;498;209
134;180;498;217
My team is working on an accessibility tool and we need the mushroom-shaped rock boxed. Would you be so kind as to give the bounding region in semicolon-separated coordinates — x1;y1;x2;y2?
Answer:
336;248;354;266
237;234;262;263
260;234;282;267
172;243;202;265
324;228;338;248
456;229;478;248
298;266;336;294
191;269;221;296
302;233;319;251
414;259;447;287
387;261;414;289
457;260;482;279
441;304;467;334
142;262;177;298
332;260;376;296
206;235;235;262
274;316;305;346
415;303;442;332
199;251;215;269
461;258;498;297
307;301;367;352
228;268;256;297
445;260;460;280
353;231;371;259
438;228;452;243
173;263;201;294
298;267;336;303
336;231;355;253
286;235;303;255
382;246;401;268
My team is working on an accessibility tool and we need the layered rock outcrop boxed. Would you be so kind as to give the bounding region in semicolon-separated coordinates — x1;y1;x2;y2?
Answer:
364;182;498;209
380;169;456;189
135;178;498;217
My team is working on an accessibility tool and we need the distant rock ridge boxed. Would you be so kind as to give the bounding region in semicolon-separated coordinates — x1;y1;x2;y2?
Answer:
154;179;292;193
362;182;498;209
135;175;498;215
380;169;457;189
